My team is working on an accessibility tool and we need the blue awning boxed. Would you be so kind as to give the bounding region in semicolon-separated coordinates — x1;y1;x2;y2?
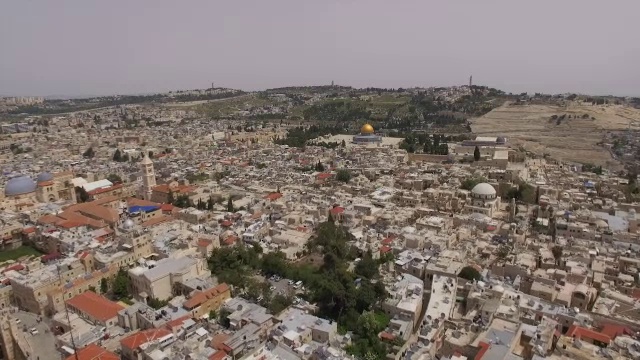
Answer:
129;205;160;214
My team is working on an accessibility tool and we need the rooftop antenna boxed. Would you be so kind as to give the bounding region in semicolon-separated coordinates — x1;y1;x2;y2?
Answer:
57;264;80;360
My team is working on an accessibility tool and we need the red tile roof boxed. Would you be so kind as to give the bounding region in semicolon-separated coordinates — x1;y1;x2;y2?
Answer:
88;183;123;196
121;328;171;350
379;332;395;341
160;203;175;212
197;239;211;248
330;206;345;215
183;283;230;310
152;184;195;194
265;192;283;201
66;291;124;322
316;173;333;180
209;350;228;360
164;315;192;330
66;344;119;360
475;341;490;360
21;227;36;235
379;245;392;254
222;236;238;245
566;325;611;344
599;323;632;340
2;264;24;273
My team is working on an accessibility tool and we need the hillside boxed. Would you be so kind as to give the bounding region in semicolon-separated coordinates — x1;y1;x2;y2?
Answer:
471;102;640;168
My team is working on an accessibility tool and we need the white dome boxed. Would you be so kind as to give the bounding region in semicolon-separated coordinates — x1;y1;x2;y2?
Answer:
471;182;496;197
122;218;135;229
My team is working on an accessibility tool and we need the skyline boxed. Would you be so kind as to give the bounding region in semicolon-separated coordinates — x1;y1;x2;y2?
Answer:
1;0;639;97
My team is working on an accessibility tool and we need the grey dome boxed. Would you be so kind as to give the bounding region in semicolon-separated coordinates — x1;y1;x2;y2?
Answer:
5;176;36;196
471;182;496;197
36;172;54;183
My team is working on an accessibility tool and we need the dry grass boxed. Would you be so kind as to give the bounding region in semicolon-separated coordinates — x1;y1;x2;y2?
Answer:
470;102;640;169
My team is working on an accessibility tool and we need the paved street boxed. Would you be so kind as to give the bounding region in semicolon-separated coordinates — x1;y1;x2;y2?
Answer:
12;310;58;360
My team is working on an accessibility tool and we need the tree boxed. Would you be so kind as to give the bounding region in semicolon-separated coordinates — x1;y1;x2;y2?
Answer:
218;307;231;328
112;149;122;162
100;278;108;294
268;294;293;315
336;169;351;183
147;297;169;310
83;147;95;158
551;245;563;265
107;174;122;184
355;251;379;279
496;244;511;264
458;266;482;281
75;186;90;203
315;161;325;172
460;177;486;191
227;197;235;213
474;146;481;161
112;268;131;300
341;139;346;147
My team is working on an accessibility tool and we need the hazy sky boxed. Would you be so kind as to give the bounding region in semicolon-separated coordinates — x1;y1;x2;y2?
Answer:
1;0;639;97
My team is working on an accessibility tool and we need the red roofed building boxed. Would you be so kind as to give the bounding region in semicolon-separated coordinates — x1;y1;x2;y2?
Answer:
380;245;392;255
474;341;491;360
65;344;119;360
87;183;124;200
66;291;124;328
121;328;172;360
150;182;196;204
208;350;229;360
329;206;345;221
599;323;633;340
183;283;231;318
315;172;333;185
264;192;282;201
566;325;611;347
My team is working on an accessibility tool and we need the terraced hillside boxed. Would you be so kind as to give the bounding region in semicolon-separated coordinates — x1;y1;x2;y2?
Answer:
471;102;640;169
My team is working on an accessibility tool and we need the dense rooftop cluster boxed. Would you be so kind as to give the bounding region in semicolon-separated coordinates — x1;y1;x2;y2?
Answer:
0;86;638;360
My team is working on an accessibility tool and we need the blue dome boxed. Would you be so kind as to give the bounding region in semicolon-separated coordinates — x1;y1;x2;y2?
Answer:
5;176;36;197
36;172;54;183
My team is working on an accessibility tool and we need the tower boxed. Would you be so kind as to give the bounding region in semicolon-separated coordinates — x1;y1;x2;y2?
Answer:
140;152;156;201
469;75;473;87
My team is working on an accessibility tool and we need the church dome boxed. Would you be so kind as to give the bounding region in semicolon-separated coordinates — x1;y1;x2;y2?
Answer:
36;172;54;183
5;176;37;197
360;124;375;134
471;182;496;197
122;218;135;229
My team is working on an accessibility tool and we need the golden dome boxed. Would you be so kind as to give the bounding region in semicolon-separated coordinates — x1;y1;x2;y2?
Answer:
360;123;374;134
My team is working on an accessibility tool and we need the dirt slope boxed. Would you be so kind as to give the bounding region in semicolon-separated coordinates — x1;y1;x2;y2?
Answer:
470;102;640;169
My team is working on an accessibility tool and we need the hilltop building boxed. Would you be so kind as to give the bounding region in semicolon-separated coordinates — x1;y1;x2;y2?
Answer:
353;123;382;144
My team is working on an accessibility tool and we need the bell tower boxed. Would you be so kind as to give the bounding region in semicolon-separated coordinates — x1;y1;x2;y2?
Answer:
140;152;156;200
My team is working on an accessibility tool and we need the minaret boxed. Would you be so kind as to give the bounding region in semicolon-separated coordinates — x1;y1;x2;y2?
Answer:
141;152;156;201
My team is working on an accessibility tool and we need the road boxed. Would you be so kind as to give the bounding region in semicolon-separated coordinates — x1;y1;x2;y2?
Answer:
13;310;58;360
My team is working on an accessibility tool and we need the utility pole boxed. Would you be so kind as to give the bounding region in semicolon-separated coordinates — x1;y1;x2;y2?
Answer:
57;265;80;360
